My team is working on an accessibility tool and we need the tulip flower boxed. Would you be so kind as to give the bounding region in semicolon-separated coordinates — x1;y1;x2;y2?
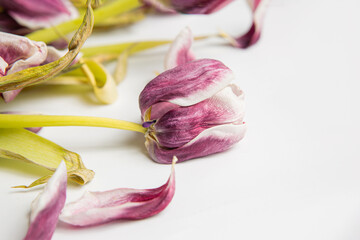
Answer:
0;0;78;33
139;59;246;163
0;32;64;102
138;27;246;163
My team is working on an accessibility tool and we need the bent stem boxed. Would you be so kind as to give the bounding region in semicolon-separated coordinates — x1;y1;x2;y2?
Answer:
0;114;146;133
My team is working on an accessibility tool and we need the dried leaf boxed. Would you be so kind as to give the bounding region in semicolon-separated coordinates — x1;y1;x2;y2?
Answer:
0;128;94;188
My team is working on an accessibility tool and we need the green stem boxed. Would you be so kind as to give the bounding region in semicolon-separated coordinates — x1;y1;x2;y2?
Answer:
0;114;146;134
26;0;141;43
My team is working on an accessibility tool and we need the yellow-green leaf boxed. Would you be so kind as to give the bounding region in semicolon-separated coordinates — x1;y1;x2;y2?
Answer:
0;128;94;188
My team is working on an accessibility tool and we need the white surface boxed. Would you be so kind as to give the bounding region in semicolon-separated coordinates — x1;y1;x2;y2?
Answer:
1;0;360;239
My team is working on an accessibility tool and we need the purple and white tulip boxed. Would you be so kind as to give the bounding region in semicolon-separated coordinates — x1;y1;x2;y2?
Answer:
59;157;177;227
24;161;67;240
0;32;64;102
143;0;233;14
139;59;246;163
139;28;245;164
0;0;78;32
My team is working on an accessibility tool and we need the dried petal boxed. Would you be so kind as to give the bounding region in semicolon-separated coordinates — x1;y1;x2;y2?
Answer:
59;157;177;226
0;0;78;30
164;27;196;70
0;31;48;102
139;58;234;116
232;0;269;48
24;161;67;240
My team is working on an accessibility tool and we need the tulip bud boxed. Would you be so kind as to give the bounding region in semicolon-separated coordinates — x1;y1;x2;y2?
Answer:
139;58;246;163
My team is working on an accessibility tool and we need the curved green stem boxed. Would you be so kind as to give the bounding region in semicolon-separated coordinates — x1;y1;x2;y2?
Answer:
0;114;146;134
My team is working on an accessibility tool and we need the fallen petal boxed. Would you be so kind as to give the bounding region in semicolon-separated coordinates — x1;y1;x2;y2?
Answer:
233;0;270;48
165;27;196;70
24;161;67;240
60;157;177;226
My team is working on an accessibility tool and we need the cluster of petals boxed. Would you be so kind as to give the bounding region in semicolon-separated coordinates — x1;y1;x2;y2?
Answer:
139;27;246;164
0;32;65;102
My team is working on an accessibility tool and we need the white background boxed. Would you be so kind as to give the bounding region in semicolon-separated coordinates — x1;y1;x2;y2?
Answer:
1;0;360;239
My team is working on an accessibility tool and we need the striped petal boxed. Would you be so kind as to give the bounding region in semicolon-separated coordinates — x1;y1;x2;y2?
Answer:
234;0;269;48
24;161;67;240
0;32;48;102
139;58;234;116
59;158;176;227
165;27;196;70
154;84;245;148
146;123;246;164
0;0;78;30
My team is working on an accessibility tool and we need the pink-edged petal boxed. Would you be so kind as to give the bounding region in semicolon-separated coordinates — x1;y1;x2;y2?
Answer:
171;0;234;14
24;161;67;240
1;0;78;30
139;58;234;116
154;84;245;148
165;27;196;70
233;0;270;48
59;158;177;227
0;32;48;72
146;123;246;164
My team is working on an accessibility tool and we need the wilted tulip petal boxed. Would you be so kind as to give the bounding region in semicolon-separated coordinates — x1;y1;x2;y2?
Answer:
0;32;58;102
0;0;78;30
140;58;234;116
165;27;196;70
60;157;176;227
147;124;246;163
24;161;67;240
232;0;269;48
154;85;245;148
